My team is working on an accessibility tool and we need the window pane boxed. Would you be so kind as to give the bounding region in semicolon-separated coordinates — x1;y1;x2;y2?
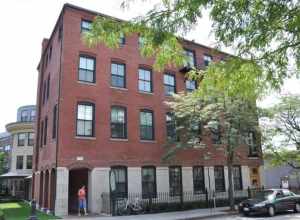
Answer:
77;120;85;136
84;121;93;136
86;59;94;70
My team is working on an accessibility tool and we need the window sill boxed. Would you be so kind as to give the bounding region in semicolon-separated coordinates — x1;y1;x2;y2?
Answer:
139;91;154;95
110;86;128;91
75;136;96;140
110;138;128;142
140;140;156;143
77;81;96;86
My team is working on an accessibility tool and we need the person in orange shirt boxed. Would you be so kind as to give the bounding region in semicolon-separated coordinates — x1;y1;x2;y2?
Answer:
78;185;88;216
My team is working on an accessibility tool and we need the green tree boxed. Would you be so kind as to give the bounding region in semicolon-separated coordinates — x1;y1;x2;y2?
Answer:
262;94;300;169
84;0;300;88
164;61;262;210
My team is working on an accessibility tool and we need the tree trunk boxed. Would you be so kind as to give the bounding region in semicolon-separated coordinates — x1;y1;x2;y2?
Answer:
227;157;235;211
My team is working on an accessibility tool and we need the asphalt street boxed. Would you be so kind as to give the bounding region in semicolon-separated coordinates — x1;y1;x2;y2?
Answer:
209;212;300;220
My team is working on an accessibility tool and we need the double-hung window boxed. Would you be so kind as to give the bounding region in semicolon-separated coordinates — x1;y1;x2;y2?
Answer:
26;155;32;169
184;49;196;68
204;54;213;67
81;20;92;32
233;166;243;190
111;63;126;88
111;166;127;198
138;68;152;93
246;131;258;156
16;156;23;170
119;33;125;46
21;110;28;122
30;110;36;121
77;103;94;137
169;166;182;196
111;106;127;139
140;110;154;140
166;112;176;141
79;56;95;83
164;73;176;96
214;166;225;192
28;133;34;146
193;166;205;194
18;133;26;146
142;166;157;198
185;80;196;92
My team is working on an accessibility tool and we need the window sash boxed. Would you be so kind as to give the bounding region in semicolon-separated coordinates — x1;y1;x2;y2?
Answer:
169;167;182;196
233;166;243;190
184;50;195;67
28;133;34;146
81;20;92;32
214;167;225;192
138;69;152;92
112;167;127;198
21;110;28;122
18;133;26;146
78;56;95;83
26;156;32;169
16;156;23;169
204;55;212;66
166;113;176;140
142;167;156;198
164;74;176;95
186;80;196;92
77;103;94;137
193;166;205;194
111;107;127;139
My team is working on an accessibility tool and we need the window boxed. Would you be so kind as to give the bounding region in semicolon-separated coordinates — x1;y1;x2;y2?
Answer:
193;166;205;194
77;103;94;137
169;166;182;196
17;133;26;146
111;106;127;139
164;73;176;96
140;110;154;140
166;112;176;141
58;25;63;40
138;36;145;48
111;63;126;88
111;167;127;198
211;124;221;144
79;56;95;83
42;81;47;105
184;49;196;68
185;80;196;92
246;132;258;156
142;167;157;198
138;68;152;93
119;32;125;46
233;166;243;190
204;54;213;67
28;133;34;146
30;110;36;121
16;156;23;170
40;121;44;147
214;166;225;192
43;117;48;145
49;46;52;61
81;20;92;32
46;75;50;100
26;156;32;169
52;104;57;139
20;110;28;122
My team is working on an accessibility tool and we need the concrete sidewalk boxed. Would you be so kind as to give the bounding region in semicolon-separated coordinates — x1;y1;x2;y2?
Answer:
64;207;235;220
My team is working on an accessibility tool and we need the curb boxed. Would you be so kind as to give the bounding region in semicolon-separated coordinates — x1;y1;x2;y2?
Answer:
182;212;237;220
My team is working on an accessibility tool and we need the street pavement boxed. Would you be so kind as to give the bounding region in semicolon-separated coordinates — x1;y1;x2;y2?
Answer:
207;212;300;220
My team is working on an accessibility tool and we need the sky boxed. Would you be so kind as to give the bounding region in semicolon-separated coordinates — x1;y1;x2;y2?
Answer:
0;0;298;132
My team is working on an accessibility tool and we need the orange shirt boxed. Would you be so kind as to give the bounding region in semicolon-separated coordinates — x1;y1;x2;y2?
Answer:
78;188;86;200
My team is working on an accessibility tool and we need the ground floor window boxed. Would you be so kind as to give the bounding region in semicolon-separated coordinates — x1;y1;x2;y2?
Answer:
193;166;205;194
111;166;127;198
233;166;243;190
214;166;225;192
142;166;157;198
169;166;182;196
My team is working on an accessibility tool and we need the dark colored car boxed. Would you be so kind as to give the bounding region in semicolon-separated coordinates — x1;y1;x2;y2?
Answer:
239;189;300;217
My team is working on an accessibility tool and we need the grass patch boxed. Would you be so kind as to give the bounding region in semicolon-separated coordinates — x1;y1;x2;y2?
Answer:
0;202;59;220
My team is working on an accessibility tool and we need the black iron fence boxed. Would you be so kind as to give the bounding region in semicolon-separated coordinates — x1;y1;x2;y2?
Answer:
101;187;263;216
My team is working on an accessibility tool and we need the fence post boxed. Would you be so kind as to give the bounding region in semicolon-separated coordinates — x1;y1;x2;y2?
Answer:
205;188;209;208
247;186;251;198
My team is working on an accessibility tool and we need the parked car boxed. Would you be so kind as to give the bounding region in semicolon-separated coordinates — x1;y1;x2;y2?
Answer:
238;189;300;217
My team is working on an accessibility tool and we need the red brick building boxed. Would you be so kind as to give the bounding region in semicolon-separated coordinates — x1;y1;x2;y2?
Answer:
32;4;264;216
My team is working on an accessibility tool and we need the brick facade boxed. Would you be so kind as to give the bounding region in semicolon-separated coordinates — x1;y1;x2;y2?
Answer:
33;4;263;216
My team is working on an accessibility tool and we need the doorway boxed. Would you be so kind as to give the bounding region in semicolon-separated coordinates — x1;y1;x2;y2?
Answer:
68;168;89;214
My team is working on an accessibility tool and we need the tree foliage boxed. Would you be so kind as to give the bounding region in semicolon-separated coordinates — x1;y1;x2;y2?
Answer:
84;0;300;89
262;94;300;169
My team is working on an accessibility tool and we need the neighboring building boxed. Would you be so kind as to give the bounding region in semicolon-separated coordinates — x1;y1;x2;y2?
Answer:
0;132;12;174
32;4;264;216
264;162;300;189
1;105;35;200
